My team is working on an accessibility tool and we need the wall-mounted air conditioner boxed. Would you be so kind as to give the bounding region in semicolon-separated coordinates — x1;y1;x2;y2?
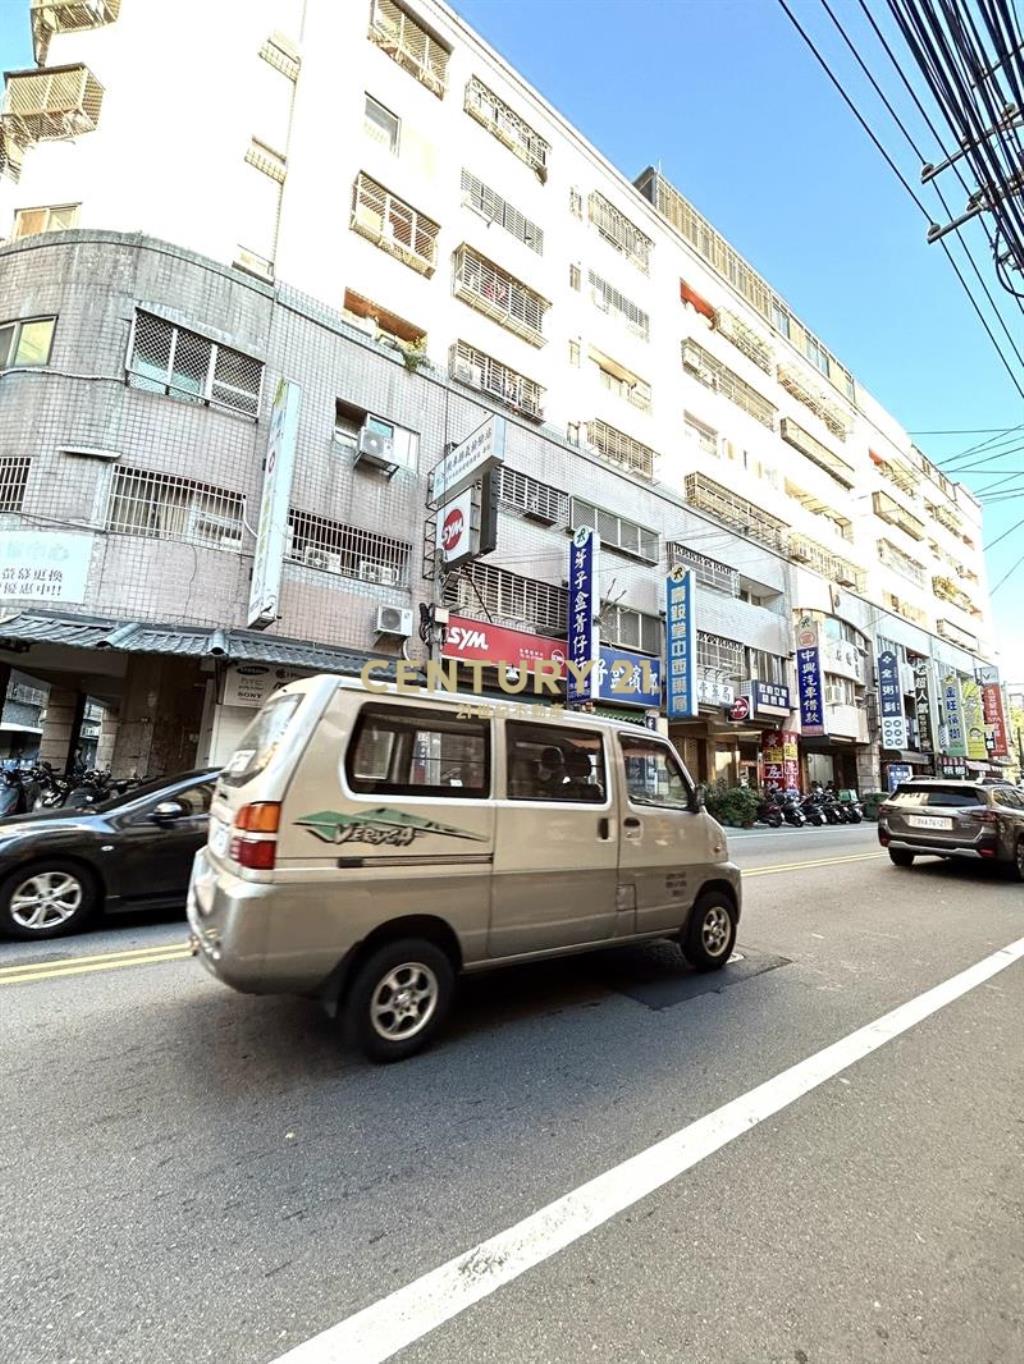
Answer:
375;604;414;637
354;424;397;474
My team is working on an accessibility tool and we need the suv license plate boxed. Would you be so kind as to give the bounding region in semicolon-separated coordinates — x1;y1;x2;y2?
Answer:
908;815;953;830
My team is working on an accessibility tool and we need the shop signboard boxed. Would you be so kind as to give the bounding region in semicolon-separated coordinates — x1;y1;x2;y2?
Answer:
0;531;93;604
751;681;792;718
567;526;599;705
877;649;907;750
434;486;477;571
223;664;308;709
941;674;967;758
937;753;967;779
982;681;1009;758
697;677;735;707
443;616;566;673
795;618;827;737
913;661;934;752
596;647;661;709
665;565;697;719
886;763;914;792
961;679;988;761
248;378;301;628
762;729;799;794
431;414;506;503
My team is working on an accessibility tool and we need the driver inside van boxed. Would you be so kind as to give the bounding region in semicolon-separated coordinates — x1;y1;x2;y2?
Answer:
535;745;569;796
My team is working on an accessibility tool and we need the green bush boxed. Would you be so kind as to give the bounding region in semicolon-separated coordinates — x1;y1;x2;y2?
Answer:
704;782;760;828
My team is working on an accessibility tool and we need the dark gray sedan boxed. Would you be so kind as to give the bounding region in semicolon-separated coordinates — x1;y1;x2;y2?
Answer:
0;770;218;939
877;779;1024;879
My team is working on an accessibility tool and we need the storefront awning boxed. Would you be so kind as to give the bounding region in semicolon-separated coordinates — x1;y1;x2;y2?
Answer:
884;750;932;765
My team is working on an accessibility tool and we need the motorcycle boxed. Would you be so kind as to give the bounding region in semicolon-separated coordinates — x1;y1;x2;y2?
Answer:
755;796;783;828
842;799;864;824
800;794;825;826
821;795;846;824
0;767;29;817
775;792;807;827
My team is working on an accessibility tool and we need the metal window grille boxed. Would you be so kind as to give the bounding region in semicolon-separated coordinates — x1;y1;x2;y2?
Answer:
780;416;854;487
932;575;972;612
936;618;977;650
460;170;543;254
1;64;103;143
449;341;545;420
592;351;652;412
586;419;655;480
684;472;787;553
352;172;439;275
777;365;850;441
569;186;582;218
603;604;661;656
681;339;776;429
107;467;245;549
245;139;286;182
878;539;925;589
497;467;568;523
368;0;449;97
259;32;301;80
0;125;24;182
874;490;926;541
464;76;549;179
713;307;773;373
572;497;658;563
587;270;649;341
31;1;120;65
875;455;919;495
0;456;30;511
789;532;864;590
587;191;652;273
668;542;738;596
697;631;744;683
925;499;963;535
748;649;788;686
683;414;718;456
886;593;929;628
287;510;410;587
127;312;263;418
452;244;548;347
443;561;566;636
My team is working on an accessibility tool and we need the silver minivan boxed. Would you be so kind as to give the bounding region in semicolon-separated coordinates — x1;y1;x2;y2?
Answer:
188;676;742;1061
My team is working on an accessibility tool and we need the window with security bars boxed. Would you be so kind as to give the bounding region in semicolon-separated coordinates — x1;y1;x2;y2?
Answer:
878;538;925;589
497;467;567;523
587;191;652;273
464;76;549;180
588;270;649;341
287;510;410;587
682;339;776;429
351;173;439;275
107;468;245;549
603;603;661;656
449;341;545;419
126;312;263;417
461;170;543;254
685;472;787;552
824;674;858;707
592;350;652;412
683;413;718;457
572;498;658;563
586;419;655;479
443;562;567;636
368;0;449;97
0;456;30;511
668;543;738;596
453;244;548;347
747;649;788;687
697;631;744;683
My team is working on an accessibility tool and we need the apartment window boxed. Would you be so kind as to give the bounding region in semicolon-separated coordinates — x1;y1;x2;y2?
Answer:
777;366;850;442
460;170;543;253
569;186;582;218
713;307;773;374
747;649;788;686
874;489;926;541
0;456;30;511
449;340;545;420
348;704;489;798
351;172;439;275
107;468;244;549
287;510;410;586
771;298;791;338
464;76;549;180
587;190;652;273
604;603;661;656
453;244;549;347
789;533;863;590
697;631;744;684
822;618;866;649
497;467;568;524
877;538;925;589
443;561;567;636
572;497;658;563
586;419;656;479
368;0;449;97
684;413;717;457
681;339;776;429
566;422;581;447
804;334;830;377
364;94;400;152
588;270;650;341
590;347;651;412
570;263;581;291
824;674;857;706
0;316;56;368
126;312;262;417
568;338;580;367
12;203;79;239
669;543;738;596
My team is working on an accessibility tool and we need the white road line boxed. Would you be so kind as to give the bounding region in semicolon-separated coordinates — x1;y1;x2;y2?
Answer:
271;936;1024;1364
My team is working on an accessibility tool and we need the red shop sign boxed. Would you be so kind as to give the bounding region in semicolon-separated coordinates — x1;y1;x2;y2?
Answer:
443;614;567;674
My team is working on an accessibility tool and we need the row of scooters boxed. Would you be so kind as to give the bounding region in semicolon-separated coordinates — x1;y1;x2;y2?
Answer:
755;789;864;828
0;762;139;817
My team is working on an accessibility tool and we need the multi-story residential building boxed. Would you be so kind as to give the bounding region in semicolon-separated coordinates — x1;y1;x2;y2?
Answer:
0;0;998;788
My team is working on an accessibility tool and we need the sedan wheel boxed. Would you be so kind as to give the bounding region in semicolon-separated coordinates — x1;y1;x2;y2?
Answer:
1;863;96;940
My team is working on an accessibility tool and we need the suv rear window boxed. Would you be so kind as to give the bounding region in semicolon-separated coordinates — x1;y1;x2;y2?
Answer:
892;785;986;808
220;692;302;788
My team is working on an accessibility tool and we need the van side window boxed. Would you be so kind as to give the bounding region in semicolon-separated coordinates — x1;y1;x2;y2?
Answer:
618;734;692;809
506;722;606;803
347;705;490;798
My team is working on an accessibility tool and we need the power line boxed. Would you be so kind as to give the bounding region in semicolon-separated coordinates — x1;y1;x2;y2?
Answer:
990;547;1024;592
908;425;1020;433
984;509;1024;548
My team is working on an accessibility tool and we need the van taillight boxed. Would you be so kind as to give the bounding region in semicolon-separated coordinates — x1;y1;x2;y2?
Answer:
232;802;281;869
231;836;277;870
236;802;281;833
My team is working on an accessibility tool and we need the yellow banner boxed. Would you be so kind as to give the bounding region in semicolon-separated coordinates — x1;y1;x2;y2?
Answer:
961;680;988;761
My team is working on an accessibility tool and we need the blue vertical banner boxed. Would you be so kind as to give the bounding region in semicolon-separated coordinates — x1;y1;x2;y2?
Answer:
567;526;599;705
795;619;827;736
877;649;908;750
665;564;697;719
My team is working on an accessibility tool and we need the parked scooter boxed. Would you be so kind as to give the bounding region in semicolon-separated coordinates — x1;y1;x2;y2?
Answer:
776;792;807;827
842;798;864;824
755;796;783;828
800;794;825;826
0;767;29;817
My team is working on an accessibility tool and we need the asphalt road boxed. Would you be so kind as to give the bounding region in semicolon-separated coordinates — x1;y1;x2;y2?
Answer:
1;823;1021;1364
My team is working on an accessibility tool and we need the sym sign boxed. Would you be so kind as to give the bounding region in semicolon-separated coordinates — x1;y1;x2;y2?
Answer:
248;378;301;629
729;696;751;722
442;615;566;673
434;486;476;570
431;415;506;504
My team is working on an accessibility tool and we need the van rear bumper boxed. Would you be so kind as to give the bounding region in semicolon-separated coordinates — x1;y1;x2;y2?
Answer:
187;848;274;993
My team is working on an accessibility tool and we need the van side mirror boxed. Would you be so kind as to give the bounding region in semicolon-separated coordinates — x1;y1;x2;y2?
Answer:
689;784;706;814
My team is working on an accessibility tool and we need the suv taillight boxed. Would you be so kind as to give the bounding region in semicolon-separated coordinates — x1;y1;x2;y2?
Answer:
231;802;281;869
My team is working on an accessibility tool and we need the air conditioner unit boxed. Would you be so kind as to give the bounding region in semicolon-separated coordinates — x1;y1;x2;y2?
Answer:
359;560;400;586
343;311;378;338
235;248;274;282
303;546;341;572
453;358;476;384
834;570;858;588
523;491;556;525
355;425;396;472
790;544;812;563
375;604;414;637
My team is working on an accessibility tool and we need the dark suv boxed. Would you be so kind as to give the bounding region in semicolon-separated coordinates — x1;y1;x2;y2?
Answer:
877;780;1024;879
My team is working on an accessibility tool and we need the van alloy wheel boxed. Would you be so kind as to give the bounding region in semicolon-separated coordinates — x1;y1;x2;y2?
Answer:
370;962;440;1041
682;891;737;973
10;871;84;931
701;904;731;957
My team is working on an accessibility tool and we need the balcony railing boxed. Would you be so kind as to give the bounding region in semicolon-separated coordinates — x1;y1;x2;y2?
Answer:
684;471;787;552
369;0;448;97
874;489;926;541
31;0;120;63
933;575;973;613
788;533;864;590
351;173;439;275
1;64;104;144
878;538;925;588
587;191;652;273
452;244;548;346
780;416;855;488
450;341;544;420
936;618;978;650
926;499;963;535
886;594;929;627
464;76;549;180
777;364;851;440
713;307;773;373
871;448;919;494
682;339;776;429
586;420;655;479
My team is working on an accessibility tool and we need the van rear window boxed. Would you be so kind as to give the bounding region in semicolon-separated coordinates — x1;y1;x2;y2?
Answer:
220;692;301;788
346;704;490;798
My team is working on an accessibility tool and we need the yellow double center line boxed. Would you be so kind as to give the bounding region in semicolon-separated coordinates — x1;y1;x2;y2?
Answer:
0;851;887;986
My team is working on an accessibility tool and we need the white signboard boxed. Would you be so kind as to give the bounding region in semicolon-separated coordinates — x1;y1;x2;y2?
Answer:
435;486;477;570
248;378;301;628
431;414;506;503
223;664;307;709
0;531;93;604
697;677;736;707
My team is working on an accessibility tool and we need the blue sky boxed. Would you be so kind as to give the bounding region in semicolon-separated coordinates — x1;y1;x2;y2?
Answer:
2;0;1021;674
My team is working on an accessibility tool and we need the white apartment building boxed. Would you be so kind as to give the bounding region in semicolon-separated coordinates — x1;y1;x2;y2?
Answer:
0;0;999;786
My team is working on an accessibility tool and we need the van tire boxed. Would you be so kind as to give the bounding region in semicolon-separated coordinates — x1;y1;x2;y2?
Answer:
681;891;736;972
344;938;455;1063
